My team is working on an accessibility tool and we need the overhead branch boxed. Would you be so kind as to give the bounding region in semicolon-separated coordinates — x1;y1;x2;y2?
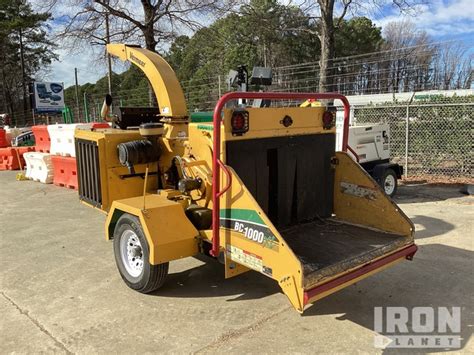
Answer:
94;0;144;29
336;0;352;28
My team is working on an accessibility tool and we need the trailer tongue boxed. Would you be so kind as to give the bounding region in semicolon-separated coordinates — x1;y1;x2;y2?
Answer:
75;44;417;313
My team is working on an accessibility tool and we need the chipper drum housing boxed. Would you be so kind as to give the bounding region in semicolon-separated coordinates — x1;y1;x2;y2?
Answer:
75;44;417;313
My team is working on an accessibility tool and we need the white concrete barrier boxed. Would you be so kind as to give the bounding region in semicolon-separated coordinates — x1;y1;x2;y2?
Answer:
23;152;54;184
48;123;109;157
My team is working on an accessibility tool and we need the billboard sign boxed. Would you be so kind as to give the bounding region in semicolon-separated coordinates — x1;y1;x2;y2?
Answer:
33;82;65;113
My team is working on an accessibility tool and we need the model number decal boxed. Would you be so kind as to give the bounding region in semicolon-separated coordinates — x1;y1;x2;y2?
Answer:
220;218;279;250
234;222;265;243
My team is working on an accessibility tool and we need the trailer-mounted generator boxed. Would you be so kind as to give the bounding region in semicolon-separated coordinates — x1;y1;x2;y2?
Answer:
335;122;404;197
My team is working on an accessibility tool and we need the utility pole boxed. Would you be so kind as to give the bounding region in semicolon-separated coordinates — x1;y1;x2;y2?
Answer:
74;68;80;119
105;11;113;96
19;28;27;113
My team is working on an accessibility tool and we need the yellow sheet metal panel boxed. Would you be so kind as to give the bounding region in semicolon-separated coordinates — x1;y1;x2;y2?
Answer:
75;128;158;212
106;195;199;264
107;44;187;117
223;107;334;141
75;128;142;168
106;165;158;209
187;124;213;171
197;166;305;312
333;152;414;237
206;166;306;311
224;255;250;278
159;122;188;179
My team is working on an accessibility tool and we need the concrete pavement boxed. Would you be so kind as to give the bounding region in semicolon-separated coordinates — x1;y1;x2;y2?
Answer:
0;171;472;353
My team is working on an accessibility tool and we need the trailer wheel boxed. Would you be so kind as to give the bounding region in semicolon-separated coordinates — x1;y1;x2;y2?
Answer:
382;169;397;197
113;213;168;293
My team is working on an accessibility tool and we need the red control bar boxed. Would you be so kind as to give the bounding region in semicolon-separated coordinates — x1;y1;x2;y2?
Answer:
303;244;418;305
211;92;351;257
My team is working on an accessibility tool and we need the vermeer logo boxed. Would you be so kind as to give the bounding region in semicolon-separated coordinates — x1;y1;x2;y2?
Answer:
130;53;145;67
374;307;461;349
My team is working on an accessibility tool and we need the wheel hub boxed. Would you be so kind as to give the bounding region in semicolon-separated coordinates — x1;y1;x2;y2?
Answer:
120;230;144;277
131;245;142;258
384;175;396;195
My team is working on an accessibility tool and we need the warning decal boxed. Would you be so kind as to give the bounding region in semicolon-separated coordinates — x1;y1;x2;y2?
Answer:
226;245;263;273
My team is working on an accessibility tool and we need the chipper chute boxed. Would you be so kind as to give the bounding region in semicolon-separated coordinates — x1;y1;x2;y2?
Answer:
204;91;416;312
75;44;417;313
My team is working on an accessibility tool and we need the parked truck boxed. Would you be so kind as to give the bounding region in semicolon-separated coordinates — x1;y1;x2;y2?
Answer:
74;44;417;313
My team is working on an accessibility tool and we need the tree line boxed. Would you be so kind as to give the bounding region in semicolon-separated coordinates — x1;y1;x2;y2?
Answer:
0;0;56;117
1;0;472;119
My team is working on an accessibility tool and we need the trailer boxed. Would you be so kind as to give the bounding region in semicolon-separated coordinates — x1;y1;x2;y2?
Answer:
336;122;403;196
74;44;417;313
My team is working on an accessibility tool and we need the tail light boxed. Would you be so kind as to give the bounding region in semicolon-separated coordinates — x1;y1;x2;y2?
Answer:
322;111;335;129
231;110;249;135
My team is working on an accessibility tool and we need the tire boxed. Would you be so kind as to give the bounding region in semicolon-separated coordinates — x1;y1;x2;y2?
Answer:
113;213;168;293
381;168;398;197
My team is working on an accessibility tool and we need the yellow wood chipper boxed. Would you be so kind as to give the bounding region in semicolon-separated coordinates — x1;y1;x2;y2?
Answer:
74;44;417;313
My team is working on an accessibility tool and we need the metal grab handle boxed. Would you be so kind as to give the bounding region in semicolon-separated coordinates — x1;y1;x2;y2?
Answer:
210;91;351;257
216;159;232;198
347;145;360;162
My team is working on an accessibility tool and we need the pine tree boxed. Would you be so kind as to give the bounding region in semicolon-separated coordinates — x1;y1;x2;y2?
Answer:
0;0;56;116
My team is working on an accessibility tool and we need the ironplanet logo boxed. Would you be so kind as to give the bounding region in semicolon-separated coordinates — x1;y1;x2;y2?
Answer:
130;53;145;67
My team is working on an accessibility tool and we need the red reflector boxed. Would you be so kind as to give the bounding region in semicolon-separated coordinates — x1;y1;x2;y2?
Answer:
232;113;245;130
231;110;249;135
323;111;334;129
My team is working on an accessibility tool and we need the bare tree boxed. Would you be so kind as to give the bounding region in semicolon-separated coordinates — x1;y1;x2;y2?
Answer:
54;0;235;53
383;20;434;93
314;0;422;92
433;42;471;90
49;0;235;105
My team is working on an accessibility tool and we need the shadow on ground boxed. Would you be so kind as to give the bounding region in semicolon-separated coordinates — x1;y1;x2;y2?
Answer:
302;243;473;353
154;255;280;301
410;215;455;239
151;243;471;352
395;184;469;204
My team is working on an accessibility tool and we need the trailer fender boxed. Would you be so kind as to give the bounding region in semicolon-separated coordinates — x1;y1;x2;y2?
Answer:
372;162;403;180
105;195;199;264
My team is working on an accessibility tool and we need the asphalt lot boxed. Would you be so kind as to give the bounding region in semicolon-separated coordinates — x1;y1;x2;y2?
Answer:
0;171;473;354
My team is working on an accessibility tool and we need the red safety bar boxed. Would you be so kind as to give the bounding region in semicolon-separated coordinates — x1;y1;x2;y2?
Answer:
211;92;351;257
303;244;418;305
347;145;360;162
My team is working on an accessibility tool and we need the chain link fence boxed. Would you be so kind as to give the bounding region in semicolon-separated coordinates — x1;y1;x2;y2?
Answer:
352;97;473;181
6;86;473;182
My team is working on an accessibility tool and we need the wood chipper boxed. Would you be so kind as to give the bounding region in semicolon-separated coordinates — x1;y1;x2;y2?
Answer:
74;44;417;313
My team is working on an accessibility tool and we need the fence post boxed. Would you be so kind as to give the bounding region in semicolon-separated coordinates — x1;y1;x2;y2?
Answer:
405;104;409;178
405;92;416;178
83;92;90;123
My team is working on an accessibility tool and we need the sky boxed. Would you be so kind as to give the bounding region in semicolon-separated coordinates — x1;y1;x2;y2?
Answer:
35;0;474;88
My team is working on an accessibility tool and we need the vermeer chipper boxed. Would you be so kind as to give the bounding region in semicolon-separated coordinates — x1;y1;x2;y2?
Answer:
75;44;417;312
